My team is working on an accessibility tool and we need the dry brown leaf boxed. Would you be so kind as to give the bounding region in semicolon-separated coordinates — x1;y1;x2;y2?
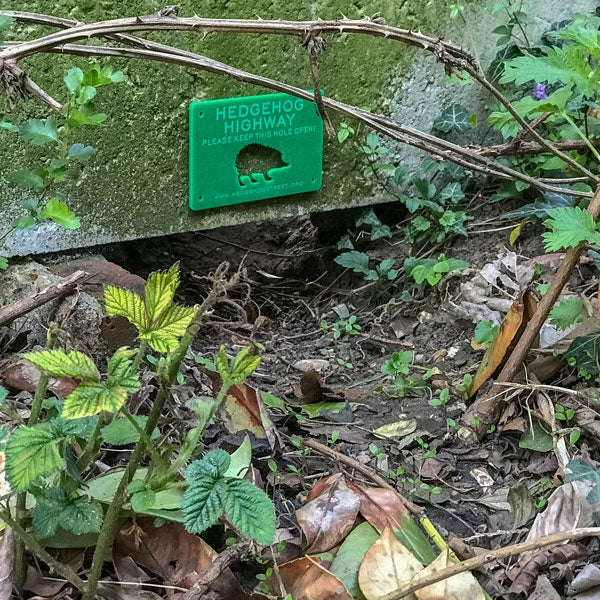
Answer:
358;525;423;600
2;359;78;397
276;556;353;600
469;291;536;398
297;474;360;553
0;528;13;600
114;519;248;598
346;480;408;531
412;547;485;600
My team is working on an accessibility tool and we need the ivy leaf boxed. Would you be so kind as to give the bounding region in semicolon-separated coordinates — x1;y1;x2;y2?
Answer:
566;459;600;503
104;286;146;331
68;143;96;162
19;118;59;146
433;104;471;133
565;332;600;375
39;197;80;230
548;297;584;330
223;478;276;545
23;349;99;382
5;424;63;490
144;264;180;324
334;251;370;276
542;207;600;252
62;383;127;419
33;488;103;538
502;190;573;220
439;182;465;203
64;67;84;93
8;170;44;191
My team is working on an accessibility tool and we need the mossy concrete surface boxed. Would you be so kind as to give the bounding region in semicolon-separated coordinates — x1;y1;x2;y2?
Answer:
0;0;595;254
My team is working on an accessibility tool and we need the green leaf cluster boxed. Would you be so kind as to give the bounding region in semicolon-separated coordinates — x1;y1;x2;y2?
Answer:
542;207;600;252
23;347;140;419
215;345;261;384
182;449;275;545
104;264;195;353
334;251;398;282
404;254;470;287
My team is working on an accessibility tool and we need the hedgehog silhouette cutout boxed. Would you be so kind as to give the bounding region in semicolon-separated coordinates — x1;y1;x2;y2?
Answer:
235;143;290;186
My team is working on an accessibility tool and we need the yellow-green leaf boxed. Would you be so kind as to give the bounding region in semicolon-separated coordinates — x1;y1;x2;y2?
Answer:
62;383;127;418
229;347;261;384
144;264;179;324
23;350;99;383
104;286;146;331
107;347;140;394
141;304;195;353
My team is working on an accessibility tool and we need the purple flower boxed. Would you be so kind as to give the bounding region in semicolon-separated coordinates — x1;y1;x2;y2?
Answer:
532;83;549;100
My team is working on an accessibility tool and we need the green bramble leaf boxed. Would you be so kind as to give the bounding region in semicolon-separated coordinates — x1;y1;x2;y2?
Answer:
542;207;600;252
106;347;140;394
39;197;80;230
433;104;471;133
145;264;180;324
104;286;146;331
19;118;59;146
548;297;584;331
182;450;275;545
68;143;96;162
143;304;196;353
23;350;99;382
62;383;127;419
229;347;261;384
33;488;103;538
5;424;63;490
101;415;159;446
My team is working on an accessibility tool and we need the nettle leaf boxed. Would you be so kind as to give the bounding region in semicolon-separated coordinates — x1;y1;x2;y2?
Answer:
475;320;499;344
334;251;370;276
8;170;44;191
62;383;127;419
39;198;80;230
433;104;471;133
23;349;99;382
104;286;146;330
33;488;103;538
64;67;84;93
542;207;600;252
12;215;36;230
565;332;600;375
19;118;59;146
68;143;96;162
549;297;584;331
101;415;159;446
6;424;63;490
182;450;275;545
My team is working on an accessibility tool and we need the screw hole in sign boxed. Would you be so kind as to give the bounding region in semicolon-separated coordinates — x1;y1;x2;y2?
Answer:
189;91;324;211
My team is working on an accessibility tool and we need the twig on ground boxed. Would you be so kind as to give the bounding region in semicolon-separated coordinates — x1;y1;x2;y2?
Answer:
0;270;91;327
387;527;600;600
180;540;253;600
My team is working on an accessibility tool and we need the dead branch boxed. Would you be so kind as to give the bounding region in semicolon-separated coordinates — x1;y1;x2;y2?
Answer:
1;11;596;185
0;269;90;327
